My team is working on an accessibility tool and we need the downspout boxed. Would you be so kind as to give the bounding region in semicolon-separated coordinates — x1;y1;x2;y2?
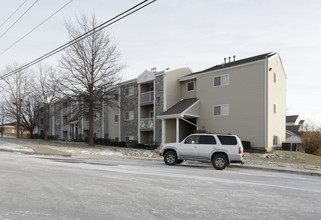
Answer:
264;59;268;150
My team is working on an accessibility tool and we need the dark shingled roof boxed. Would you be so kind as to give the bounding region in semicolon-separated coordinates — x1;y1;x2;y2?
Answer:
159;98;198;116
286;115;299;123
185;52;276;77
286;125;302;136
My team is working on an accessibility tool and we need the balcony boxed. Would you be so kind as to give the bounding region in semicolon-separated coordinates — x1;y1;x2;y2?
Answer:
140;91;154;106
140;118;154;131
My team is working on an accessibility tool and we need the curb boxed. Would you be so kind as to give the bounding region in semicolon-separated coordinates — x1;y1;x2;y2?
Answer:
230;164;321;177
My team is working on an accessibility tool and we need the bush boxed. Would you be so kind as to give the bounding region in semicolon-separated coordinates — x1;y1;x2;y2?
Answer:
242;141;251;149
118;141;127;147
301;132;321;155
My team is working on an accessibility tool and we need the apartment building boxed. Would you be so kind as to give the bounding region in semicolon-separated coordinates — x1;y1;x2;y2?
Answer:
107;52;286;150
42;52;286;150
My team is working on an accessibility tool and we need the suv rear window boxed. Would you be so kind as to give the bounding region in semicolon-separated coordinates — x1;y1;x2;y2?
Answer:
217;135;237;145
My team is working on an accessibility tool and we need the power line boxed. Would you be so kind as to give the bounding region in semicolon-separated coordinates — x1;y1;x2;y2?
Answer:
0;0;73;56
0;0;39;39
0;0;157;79
0;0;29;29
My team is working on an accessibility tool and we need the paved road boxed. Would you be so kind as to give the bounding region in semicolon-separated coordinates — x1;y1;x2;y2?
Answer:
1;152;321;220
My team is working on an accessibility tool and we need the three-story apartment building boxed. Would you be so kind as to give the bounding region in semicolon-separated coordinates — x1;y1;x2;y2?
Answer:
41;52;286;151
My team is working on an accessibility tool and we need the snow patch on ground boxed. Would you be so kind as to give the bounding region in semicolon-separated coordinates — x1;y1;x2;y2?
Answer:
0;140;34;153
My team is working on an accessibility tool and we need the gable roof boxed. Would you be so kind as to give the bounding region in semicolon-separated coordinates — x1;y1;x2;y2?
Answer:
183;52;276;78
286;115;299;123
286;125;302;136
158;98;199;117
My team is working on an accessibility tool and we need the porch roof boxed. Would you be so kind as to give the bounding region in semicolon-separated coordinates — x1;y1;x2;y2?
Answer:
157;98;199;119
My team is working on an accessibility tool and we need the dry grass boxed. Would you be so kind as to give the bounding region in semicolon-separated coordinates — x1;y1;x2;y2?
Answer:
245;150;321;167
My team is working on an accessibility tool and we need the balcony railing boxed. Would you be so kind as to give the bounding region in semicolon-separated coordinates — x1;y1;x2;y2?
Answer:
140;118;154;130
140;91;154;105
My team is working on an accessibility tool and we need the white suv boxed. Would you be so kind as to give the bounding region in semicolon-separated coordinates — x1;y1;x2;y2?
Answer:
159;133;244;170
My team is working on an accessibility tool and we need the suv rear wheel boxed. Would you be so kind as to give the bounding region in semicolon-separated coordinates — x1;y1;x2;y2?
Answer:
212;154;228;170
164;151;177;166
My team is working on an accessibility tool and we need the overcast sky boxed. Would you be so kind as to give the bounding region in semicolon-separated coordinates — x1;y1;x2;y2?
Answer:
0;0;320;124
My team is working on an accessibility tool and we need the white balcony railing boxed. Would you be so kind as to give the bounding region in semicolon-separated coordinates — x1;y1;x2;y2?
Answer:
140;118;154;130
140;91;154;105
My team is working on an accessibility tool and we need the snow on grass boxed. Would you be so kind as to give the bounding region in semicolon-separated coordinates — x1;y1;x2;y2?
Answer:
0;140;34;153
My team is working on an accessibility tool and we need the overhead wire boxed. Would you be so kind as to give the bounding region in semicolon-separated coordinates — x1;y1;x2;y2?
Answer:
0;0;39;39
0;0;157;80
0;0;73;56
0;0;29;29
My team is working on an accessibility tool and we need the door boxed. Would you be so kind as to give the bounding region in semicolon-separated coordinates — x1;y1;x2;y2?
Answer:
179;135;200;159
198;135;217;160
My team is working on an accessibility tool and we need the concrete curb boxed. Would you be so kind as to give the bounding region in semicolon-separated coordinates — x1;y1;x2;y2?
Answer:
230;164;321;177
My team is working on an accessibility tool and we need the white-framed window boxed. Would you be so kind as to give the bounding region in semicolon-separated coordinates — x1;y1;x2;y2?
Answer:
214;104;229;116
114;114;119;122
273;72;278;84
214;74;229;87
187;82;195;91
124;87;134;97
124;111;134;120
273;135;278;146
273;104;278;115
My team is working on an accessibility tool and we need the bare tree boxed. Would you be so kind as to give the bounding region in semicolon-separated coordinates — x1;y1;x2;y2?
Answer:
59;14;124;146
20;96;39;138
0;64;31;138
32;63;61;140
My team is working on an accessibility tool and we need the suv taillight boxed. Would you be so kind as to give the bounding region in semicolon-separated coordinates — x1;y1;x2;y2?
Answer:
238;147;243;154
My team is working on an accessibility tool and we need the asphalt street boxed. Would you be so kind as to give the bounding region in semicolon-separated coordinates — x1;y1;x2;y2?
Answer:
1;151;321;220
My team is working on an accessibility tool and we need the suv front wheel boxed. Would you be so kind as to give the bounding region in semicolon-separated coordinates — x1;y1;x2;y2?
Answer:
164;151;178;166
212;154;228;170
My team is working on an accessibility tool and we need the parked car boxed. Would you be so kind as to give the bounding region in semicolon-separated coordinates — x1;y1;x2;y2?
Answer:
159;133;244;170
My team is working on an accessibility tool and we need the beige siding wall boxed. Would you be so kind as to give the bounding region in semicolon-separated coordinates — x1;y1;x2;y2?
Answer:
181;79;197;99
166;119;176;143
107;105;120;140
165;66;192;110
196;61;266;148
267;55;286;149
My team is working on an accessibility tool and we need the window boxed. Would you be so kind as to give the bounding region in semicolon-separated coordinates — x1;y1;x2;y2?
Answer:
273;73;278;84
217;135;237;145
214;75;229;87
214;104;229;116
187;82;195;91
274;104;278;115
63;102;67;108
199;135;216;145
126;136;135;143
124;111;134;120
56;119;60;125
114;115;119;122
115;94;119;101
273;135;278;146
184;135;200;144
124;87;134;97
115;137;119;142
150;111;154;118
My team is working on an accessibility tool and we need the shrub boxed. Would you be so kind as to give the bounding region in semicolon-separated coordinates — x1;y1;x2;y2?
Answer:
301;132;321;155
242;141;251;149
118;141;127;147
